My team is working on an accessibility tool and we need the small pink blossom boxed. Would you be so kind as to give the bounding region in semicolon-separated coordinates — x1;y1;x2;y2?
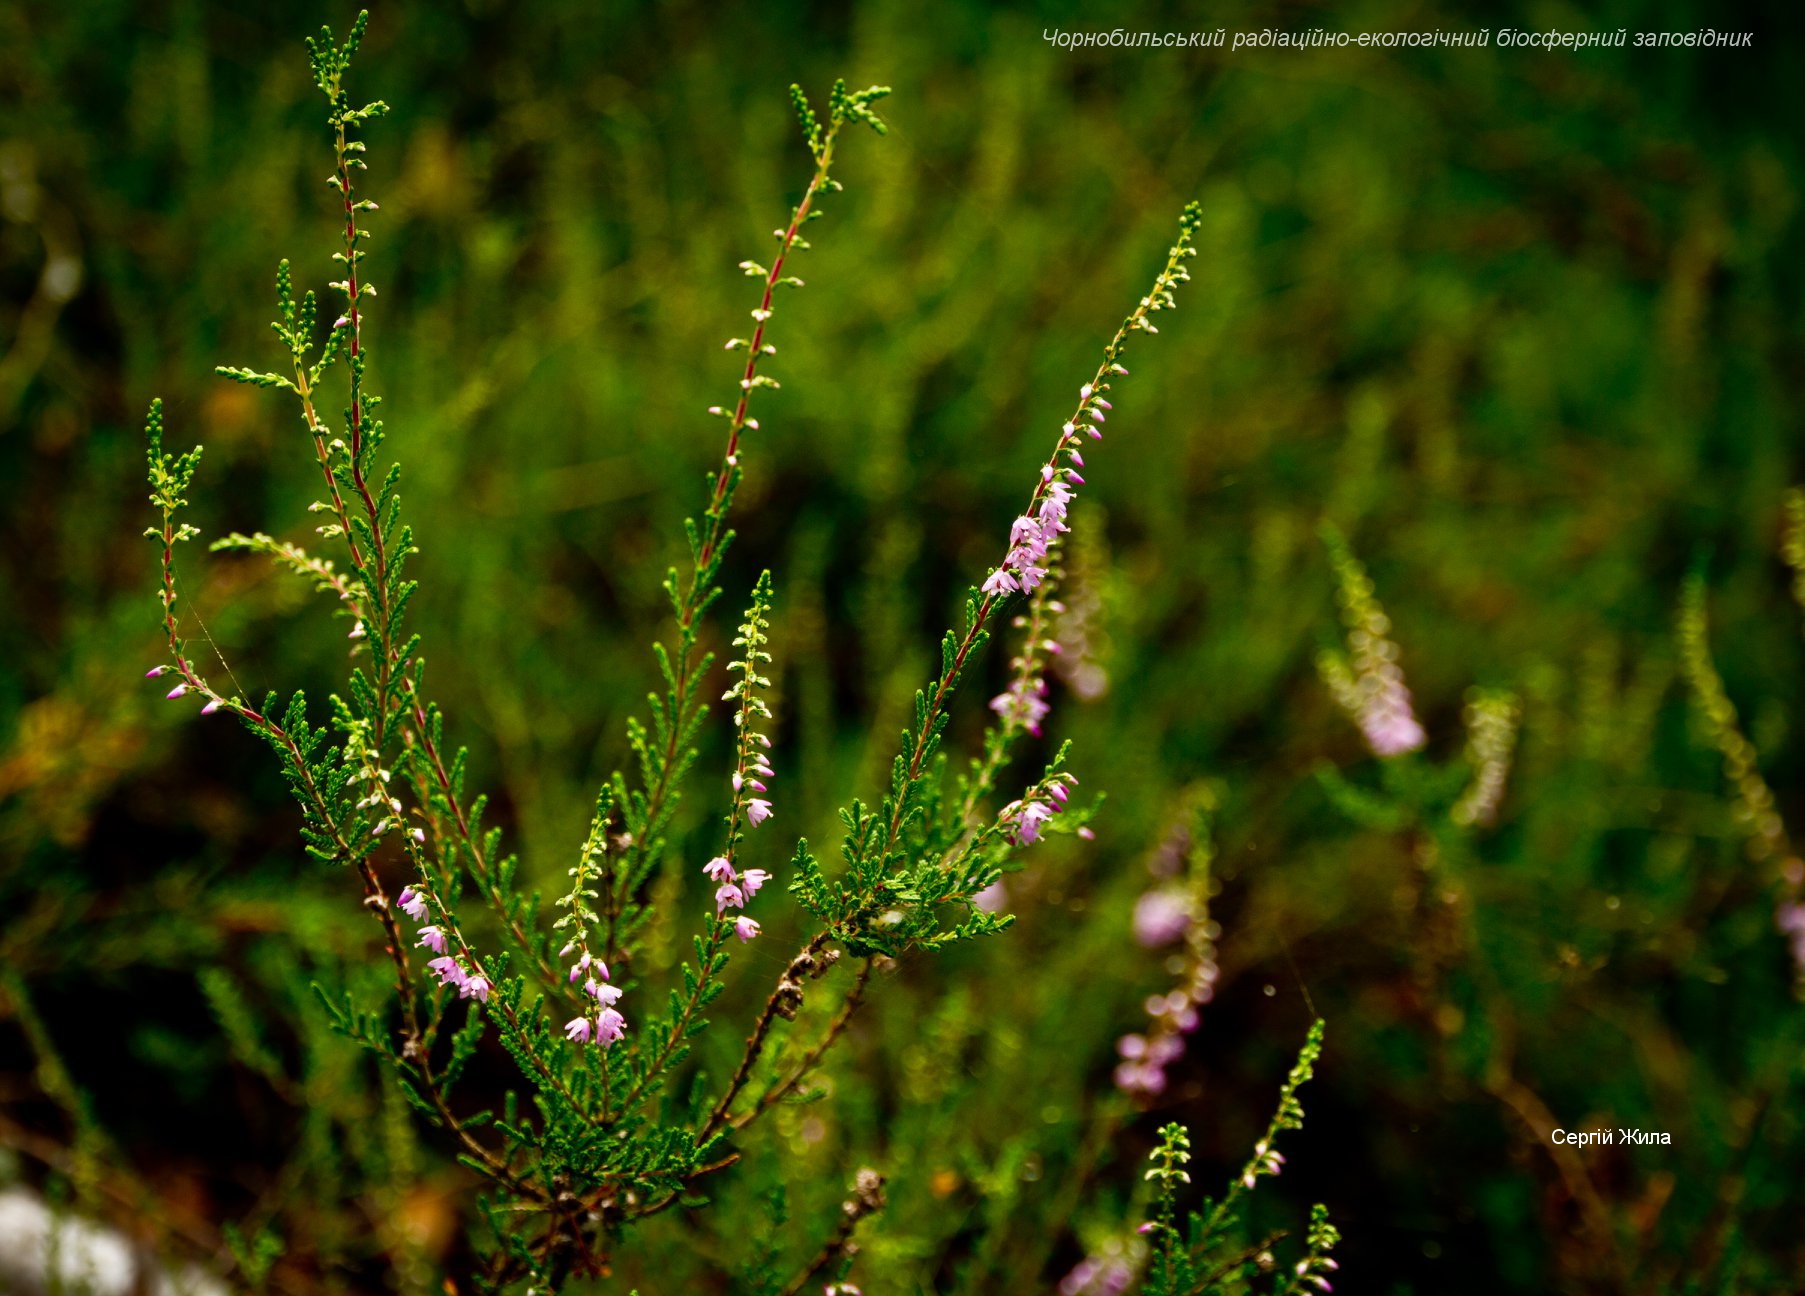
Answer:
745;798;773;827
565;1016;593;1044
734;916;761;942
587;980;623;1006
417;925;447;954
1133;888;1191;948
1014;799;1056;845
398;886;429;922
982;568;1019;597
596;1006;627;1046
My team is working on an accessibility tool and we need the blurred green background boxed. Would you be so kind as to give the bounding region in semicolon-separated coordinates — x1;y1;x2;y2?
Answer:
4;1;1805;1292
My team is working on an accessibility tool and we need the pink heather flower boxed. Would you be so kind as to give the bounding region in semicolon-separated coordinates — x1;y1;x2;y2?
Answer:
703;856;736;884
1779;903;1805;971
145;666;168;678
410;827;426;844
1008;534;1048;566
398;886;429;922
745;798;773;827
990;678;1051;737
1060;1252;1134;1296
1014;799;1056;845
568;952;593;983
740;868;771;899
565;1016;593;1043
459;974;491;1003
1362;678;1427;757
417;925;448;954
596;1006;627;1046
734;916;761;942
427;956;465;988
1114;1060;1167;1095
200;698;222;715
973;879;1008;913
1049;781;1068;804
715;882;746;913
587;979;623;1006
165;684;188;700
1133;889;1191;948
982;568;1019;597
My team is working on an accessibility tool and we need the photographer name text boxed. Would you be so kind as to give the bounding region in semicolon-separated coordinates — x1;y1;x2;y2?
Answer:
1551;1129;1672;1147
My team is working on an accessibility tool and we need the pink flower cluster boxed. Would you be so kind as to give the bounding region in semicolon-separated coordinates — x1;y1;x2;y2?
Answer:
560;947;627;1047
1113;984;1207;1098
988;667;1052;738
1320;534;1426;759
980;377;1120;603
735;744;775;828
1057;1236;1143;1296
989;598;1063;741
1778;901;1805;975
1114;818;1220;1098
999;773;1080;847
704;856;768;942
398;886;492;1005
1132;887;1191;948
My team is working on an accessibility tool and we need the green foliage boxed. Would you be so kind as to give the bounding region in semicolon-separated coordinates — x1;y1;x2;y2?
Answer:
8;3;1805;1294
1140;1024;1336;1296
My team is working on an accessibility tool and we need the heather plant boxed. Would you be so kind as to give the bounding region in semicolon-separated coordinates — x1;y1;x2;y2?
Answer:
11;4;1805;1292
1313;524;1522;841
1134;1026;1337;1296
128;15;1336;1292
1113;788;1222;1102
1677;502;1805;983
